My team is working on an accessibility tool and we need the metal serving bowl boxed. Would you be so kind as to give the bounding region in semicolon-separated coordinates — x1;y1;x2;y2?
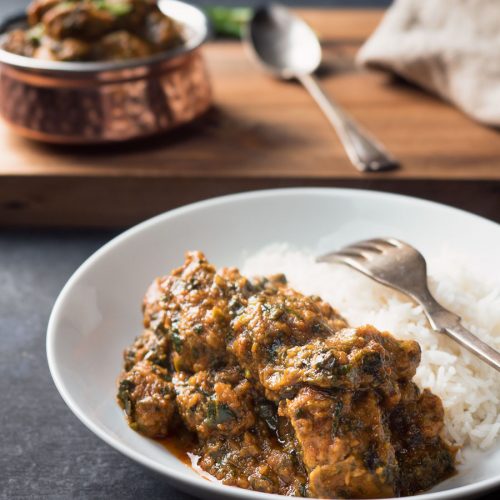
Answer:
0;0;212;143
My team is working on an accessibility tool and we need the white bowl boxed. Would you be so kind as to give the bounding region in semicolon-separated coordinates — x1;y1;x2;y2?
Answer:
47;188;500;500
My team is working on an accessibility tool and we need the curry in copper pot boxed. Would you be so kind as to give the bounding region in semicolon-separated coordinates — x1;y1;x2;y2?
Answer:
2;0;183;61
117;252;456;498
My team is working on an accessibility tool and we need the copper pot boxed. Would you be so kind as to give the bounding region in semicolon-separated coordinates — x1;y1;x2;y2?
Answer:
0;1;212;144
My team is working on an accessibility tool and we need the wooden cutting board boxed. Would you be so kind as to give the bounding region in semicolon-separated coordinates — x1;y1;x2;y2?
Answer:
1;9;499;227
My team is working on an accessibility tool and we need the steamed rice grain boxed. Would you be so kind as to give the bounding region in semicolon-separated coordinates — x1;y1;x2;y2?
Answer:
242;244;500;452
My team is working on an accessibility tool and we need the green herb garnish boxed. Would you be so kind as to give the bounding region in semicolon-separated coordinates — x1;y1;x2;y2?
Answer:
204;6;253;39
171;329;182;353
26;24;44;44
257;402;278;432
92;0;132;17
206;400;236;425
331;399;344;437
117;379;135;417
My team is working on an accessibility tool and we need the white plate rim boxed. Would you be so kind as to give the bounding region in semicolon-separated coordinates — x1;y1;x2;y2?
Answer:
46;187;500;500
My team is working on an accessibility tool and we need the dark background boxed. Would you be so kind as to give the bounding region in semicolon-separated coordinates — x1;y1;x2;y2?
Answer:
0;1;497;500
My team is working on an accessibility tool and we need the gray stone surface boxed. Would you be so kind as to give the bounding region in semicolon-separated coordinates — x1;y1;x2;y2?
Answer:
0;0;498;499
0;230;200;499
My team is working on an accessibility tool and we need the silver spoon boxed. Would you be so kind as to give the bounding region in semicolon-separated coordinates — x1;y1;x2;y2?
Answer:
245;4;399;173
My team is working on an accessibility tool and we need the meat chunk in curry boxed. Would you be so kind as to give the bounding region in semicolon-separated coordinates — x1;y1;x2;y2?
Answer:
2;0;183;62
117;359;176;438
281;387;398;498
117;251;456;498
173;367;256;438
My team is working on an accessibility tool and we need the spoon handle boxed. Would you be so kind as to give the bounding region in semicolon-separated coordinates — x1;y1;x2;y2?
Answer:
298;73;398;172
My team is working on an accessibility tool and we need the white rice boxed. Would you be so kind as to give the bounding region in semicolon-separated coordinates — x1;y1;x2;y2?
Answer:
242;243;500;453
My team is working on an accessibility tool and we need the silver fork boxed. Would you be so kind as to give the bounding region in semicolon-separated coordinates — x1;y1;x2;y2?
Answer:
317;237;500;372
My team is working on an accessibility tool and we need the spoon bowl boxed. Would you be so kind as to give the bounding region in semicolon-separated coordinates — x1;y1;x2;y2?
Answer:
247;4;321;77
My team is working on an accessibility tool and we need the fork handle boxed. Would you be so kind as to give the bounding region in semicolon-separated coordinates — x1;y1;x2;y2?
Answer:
417;289;500;372
443;322;500;372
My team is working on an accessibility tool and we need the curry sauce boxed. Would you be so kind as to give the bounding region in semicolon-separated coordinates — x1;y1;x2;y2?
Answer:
158;429;196;467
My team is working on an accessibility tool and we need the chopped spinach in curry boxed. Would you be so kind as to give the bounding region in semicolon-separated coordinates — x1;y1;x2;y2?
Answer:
117;251;456;498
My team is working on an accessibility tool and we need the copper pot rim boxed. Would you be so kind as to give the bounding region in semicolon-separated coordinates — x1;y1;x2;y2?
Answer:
0;0;210;75
0;49;200;86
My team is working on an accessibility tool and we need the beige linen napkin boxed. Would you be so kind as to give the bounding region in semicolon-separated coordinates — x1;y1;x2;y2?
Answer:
357;0;500;126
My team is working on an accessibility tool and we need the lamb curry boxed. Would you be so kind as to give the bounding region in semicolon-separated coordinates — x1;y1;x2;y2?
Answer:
2;0;183;61
117;251;456;498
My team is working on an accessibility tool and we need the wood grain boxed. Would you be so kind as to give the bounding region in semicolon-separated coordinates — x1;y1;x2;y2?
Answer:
0;9;499;227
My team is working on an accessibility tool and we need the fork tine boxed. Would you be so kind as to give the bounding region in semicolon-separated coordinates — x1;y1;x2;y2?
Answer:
367;238;420;253
335;250;367;260
343;243;384;255
317;237;409;265
362;237;403;249
317;250;367;264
